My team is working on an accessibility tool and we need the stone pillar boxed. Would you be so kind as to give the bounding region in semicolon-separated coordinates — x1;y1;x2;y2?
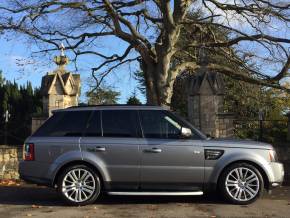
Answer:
31;117;47;134
188;95;201;129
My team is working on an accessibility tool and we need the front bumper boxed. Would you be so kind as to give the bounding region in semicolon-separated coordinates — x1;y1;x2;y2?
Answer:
268;162;284;189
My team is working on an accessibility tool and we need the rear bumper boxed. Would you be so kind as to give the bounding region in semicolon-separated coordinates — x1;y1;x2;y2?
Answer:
19;175;52;186
19;161;53;187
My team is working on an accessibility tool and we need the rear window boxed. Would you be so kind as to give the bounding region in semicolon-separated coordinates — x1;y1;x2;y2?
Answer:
33;111;92;137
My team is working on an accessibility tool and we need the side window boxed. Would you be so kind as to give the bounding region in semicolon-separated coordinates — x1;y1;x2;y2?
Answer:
84;111;102;137
139;110;182;139
102;110;139;138
34;111;92;137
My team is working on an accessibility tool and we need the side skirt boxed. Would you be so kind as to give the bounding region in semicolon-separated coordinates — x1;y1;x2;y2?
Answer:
107;191;204;196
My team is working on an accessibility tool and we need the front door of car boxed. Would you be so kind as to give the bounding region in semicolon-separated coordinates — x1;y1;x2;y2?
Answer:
139;110;204;191
80;110;142;191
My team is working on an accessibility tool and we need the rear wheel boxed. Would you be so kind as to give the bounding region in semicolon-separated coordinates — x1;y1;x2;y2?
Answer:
219;163;264;204
57;165;101;206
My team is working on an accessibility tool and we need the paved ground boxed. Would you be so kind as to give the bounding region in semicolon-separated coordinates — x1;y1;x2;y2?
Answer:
0;185;289;218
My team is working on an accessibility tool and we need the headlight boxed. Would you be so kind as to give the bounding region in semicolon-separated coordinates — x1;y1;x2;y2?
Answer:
269;150;278;162
205;149;224;160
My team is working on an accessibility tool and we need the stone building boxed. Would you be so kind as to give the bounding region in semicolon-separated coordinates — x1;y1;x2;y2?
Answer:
171;47;234;138
41;56;80;117
31;47;81;133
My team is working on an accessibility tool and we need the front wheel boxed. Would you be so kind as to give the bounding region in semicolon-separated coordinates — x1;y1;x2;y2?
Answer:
219;163;264;204
57;165;101;206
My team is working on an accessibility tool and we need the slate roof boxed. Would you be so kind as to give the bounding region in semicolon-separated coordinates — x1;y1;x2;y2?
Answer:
40;71;80;96
188;71;225;95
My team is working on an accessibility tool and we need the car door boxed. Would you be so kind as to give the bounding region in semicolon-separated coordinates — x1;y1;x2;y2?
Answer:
80;109;142;191
139;110;204;191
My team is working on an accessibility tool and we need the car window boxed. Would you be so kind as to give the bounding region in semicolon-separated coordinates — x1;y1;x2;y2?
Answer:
84;111;102;137
33;111;92;137
139;110;182;139
139;110;202;139
102;110;139;138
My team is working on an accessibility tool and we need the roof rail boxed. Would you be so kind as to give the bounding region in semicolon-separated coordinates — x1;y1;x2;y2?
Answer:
68;104;159;108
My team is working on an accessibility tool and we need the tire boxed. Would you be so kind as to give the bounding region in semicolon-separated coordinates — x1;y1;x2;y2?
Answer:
218;163;264;205
57;165;101;206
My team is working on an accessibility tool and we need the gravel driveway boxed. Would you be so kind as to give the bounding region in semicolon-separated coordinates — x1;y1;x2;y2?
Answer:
0;185;289;218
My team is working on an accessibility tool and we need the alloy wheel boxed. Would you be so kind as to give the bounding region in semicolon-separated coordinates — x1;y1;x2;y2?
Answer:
225;167;260;202
62;168;96;203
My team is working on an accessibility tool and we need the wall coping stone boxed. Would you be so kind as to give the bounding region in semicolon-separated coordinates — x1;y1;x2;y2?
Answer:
0;145;22;149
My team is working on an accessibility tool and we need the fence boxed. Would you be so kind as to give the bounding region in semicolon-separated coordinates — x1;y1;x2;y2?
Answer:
233;119;288;143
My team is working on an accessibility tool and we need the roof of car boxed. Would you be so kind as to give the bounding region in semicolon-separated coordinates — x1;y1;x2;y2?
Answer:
53;104;166;112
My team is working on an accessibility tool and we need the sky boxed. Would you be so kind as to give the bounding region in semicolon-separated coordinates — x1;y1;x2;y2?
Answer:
0;35;146;104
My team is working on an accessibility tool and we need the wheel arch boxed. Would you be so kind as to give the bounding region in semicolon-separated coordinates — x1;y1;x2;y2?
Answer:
52;160;105;188
216;160;270;190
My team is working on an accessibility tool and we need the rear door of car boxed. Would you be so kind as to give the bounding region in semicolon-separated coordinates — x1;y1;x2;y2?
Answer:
139;110;204;191
80;109;142;191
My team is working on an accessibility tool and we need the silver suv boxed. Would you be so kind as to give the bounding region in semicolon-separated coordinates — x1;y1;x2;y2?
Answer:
19;106;284;205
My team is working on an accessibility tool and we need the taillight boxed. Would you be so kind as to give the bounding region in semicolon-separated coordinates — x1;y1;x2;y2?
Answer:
23;143;35;161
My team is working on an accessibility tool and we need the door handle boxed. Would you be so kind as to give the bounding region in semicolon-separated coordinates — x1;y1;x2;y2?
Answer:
95;146;106;152
143;148;162;153
87;146;106;152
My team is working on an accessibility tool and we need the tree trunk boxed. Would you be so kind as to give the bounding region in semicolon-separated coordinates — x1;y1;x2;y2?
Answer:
143;63;173;107
141;27;180;107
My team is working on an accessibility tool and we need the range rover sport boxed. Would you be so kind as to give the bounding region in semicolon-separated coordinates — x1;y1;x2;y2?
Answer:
19;105;284;205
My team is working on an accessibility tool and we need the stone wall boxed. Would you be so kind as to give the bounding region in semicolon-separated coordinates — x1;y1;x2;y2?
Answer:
0;145;22;180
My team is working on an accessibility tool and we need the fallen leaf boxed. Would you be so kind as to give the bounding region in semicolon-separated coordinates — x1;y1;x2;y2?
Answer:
27;214;32;217
31;205;42;209
7;181;16;186
0;179;21;186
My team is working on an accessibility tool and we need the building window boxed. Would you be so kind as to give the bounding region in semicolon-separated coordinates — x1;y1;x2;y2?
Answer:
55;100;61;108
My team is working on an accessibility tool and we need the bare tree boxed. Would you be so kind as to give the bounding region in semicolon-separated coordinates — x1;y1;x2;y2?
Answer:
0;0;289;106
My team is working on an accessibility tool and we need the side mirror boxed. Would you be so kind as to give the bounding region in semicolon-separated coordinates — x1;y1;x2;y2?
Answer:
181;127;192;138
206;134;214;139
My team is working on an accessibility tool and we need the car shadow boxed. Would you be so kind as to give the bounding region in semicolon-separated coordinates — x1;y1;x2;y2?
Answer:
0;186;64;206
0;185;227;206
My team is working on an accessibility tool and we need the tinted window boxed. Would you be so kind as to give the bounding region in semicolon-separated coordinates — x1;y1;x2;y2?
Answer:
34;111;92;137
84;111;102;137
102;110;139;138
140;110;182;139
